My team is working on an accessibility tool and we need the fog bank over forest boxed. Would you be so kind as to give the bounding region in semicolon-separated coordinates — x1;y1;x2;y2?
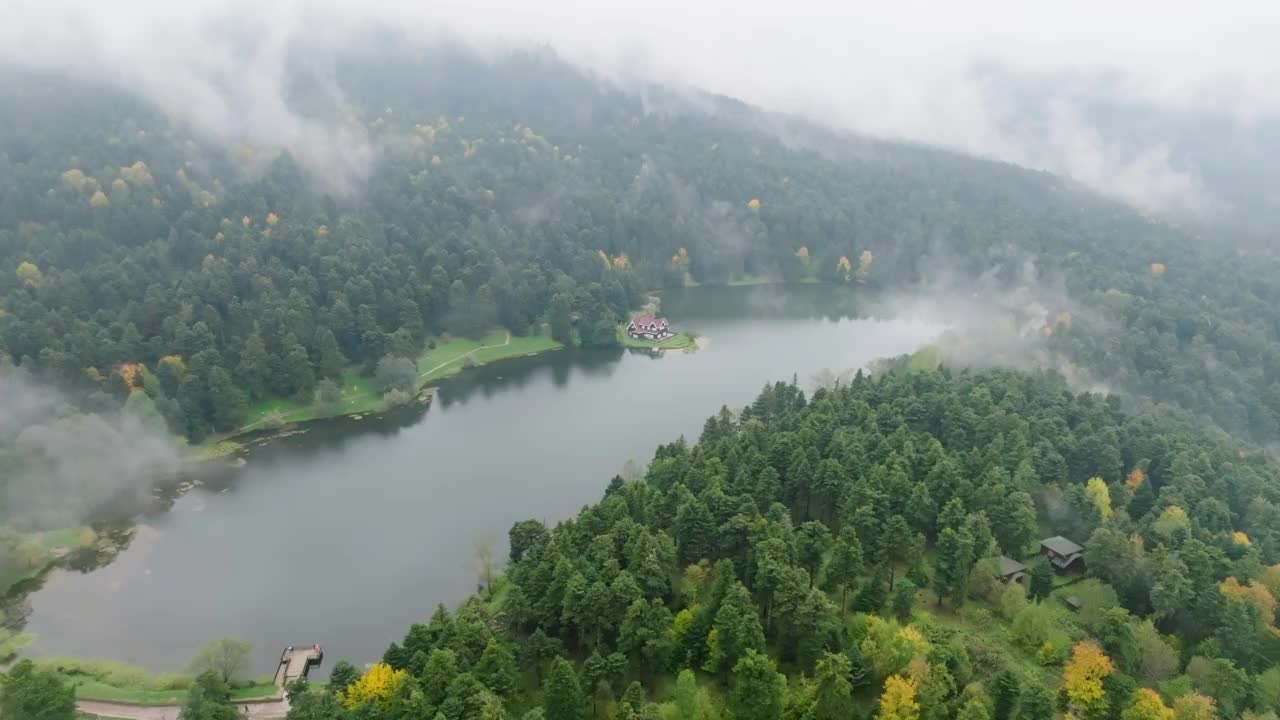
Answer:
3;0;1280;218
0;366;179;529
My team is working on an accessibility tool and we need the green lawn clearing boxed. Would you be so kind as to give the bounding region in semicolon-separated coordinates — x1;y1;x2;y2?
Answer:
67;677;278;705
200;329;562;447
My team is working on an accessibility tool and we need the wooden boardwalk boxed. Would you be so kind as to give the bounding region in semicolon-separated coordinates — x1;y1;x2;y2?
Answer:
272;645;324;688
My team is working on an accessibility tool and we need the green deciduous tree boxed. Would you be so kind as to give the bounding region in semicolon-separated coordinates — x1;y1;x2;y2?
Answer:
187;637;253;684
729;650;785;720
178;671;240;720
0;660;76;720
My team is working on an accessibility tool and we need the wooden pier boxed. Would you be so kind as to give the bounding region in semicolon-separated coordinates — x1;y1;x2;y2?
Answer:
272;645;323;688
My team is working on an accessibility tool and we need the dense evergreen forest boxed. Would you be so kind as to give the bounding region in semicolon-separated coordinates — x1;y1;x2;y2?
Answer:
11;367;1263;719
6;42;1280;720
3;46;1280;450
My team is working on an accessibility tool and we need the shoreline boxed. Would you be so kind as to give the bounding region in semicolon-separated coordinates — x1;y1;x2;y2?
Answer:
193;330;565;460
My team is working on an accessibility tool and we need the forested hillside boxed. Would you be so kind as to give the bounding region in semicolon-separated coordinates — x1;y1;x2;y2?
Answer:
259;367;1280;719
3;45;1280;446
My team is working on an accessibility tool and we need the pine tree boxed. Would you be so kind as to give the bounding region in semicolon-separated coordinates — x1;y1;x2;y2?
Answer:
315;327;347;381
991;670;1021;720
826;527;864;618
705;582;766;673
544;658;584;720
933;527;975;608
1028;558;1055;600
891;578;917;622
476;639;519;699
811;652;855;720
1019;683;1055;720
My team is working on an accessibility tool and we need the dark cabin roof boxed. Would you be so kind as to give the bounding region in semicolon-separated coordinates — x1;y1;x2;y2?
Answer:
631;314;667;326
1041;536;1084;556
997;556;1026;577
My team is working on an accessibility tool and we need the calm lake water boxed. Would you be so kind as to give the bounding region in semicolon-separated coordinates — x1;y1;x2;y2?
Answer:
23;286;945;675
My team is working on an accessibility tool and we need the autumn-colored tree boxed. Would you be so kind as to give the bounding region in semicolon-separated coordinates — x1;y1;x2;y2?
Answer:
1125;467;1146;490
795;246;810;265
1219;576;1276;625
856;250;873;282
747;198;761;210
61;168;88;189
1171;694;1216;720
1085;477;1112;522
878;675;920;720
1149;263;1166;276
1123;688;1173;720
16;260;44;288
1062;641;1115;717
120;160;154;185
342;662;406;708
90;190;109;207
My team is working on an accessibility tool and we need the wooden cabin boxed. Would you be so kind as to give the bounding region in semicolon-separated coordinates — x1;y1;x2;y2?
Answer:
1040;535;1085;571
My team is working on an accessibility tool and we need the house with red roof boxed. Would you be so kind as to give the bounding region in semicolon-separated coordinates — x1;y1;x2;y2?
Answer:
627;314;673;341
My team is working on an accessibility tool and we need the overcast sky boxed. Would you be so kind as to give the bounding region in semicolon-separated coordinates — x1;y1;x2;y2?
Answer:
3;0;1278;211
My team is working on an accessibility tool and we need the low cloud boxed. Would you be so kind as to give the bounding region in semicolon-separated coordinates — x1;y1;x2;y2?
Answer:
1;1;1277;210
0;366;180;529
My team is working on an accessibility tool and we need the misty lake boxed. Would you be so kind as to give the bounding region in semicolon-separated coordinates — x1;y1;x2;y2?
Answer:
22;285;945;676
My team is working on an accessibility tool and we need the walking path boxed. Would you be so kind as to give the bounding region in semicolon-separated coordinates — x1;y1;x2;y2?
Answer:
78;698;288;720
78;647;321;719
417;331;510;380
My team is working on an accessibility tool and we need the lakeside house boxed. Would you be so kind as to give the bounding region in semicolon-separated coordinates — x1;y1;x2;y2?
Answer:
628;314;674;341
1040;535;1085;572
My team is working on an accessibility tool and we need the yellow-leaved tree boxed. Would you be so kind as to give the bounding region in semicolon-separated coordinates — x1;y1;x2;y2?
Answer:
747;198;761;210
90;190;109;208
61;168;88;189
856;250;873;283
1123;688;1174;720
1125;467;1146;489
341;662;405;708
795;246;810;265
1063;640;1115;715
120;160;154;186
1219;577;1277;625
16;261;44;288
878;675;920;720
1085;477;1112;522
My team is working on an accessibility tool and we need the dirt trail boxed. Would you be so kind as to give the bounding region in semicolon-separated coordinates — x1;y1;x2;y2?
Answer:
417;332;510;379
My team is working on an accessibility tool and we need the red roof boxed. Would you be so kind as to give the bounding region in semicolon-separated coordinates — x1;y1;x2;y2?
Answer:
632;314;657;325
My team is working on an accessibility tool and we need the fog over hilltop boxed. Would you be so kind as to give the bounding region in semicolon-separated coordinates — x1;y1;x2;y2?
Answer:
3;0;1279;219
